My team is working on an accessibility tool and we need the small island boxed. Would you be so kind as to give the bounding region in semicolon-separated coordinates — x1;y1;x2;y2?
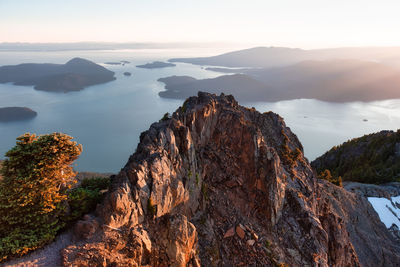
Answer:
136;61;176;69
123;72;132;76
205;67;253;73
105;61;130;66
0;107;37;122
0;58;116;92
104;62;122;65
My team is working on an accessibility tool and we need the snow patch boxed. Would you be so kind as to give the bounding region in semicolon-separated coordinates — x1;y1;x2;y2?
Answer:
368;196;400;228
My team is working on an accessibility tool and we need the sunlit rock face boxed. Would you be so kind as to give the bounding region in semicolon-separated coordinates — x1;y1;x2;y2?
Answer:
62;92;400;267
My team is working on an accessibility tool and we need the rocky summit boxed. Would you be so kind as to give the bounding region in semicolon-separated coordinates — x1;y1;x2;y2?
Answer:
62;92;400;266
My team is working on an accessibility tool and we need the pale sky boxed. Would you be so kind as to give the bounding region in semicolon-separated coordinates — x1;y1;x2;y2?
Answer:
1;0;400;48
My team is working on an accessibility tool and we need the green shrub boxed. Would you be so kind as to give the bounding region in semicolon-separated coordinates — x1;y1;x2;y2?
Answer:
161;112;170;121
79;176;110;192
64;177;110;223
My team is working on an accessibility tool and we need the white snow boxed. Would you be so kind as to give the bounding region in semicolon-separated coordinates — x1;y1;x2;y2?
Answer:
368;196;400;228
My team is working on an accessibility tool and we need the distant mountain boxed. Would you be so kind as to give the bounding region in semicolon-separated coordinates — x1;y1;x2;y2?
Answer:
0;107;37;122
159;59;400;102
312;130;400;184
170;47;308;67
136;61;176;69
170;46;400;68
0;58;115;92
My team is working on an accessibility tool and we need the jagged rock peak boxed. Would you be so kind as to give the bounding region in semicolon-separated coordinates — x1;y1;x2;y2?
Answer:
63;92;400;267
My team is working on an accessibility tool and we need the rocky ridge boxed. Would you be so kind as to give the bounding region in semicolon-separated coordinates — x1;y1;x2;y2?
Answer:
62;92;400;266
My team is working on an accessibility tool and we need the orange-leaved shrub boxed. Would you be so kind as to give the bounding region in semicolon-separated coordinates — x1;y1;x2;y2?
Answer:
0;133;82;261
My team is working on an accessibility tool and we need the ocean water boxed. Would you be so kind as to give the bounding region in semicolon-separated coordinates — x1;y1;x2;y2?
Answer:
1;49;400;173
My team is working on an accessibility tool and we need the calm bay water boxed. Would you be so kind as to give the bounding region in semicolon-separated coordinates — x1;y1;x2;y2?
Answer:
1;49;400;173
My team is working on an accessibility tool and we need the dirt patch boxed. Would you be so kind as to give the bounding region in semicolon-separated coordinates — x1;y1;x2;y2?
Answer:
1;230;73;267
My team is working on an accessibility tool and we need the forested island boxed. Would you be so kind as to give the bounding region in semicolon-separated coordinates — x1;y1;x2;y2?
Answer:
136;61;176;69
0;58;115;92
0;107;37;122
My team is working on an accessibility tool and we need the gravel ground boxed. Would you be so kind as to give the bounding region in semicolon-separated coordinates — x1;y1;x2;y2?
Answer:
1;230;73;267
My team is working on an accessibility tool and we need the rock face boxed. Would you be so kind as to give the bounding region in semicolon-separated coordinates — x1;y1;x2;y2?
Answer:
62;92;400;266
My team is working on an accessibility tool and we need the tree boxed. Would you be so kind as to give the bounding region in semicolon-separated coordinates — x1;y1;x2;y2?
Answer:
318;169;343;187
0;133;82;261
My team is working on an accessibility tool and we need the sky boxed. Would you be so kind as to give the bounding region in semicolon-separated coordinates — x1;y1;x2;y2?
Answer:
1;0;400;48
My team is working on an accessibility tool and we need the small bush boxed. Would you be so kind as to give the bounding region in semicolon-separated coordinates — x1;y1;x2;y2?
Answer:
318;169;343;187
80;176;110;191
161;112;170;121
64;177;110;223
147;197;156;217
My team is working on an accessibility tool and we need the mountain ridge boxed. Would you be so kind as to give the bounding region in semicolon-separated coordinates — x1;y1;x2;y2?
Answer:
159;59;400;102
169;46;400;68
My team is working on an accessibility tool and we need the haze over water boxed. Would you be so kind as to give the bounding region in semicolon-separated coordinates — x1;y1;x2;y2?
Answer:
1;48;400;173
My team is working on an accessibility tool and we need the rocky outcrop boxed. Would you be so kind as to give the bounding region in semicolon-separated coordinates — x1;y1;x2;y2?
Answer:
62;92;400;266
